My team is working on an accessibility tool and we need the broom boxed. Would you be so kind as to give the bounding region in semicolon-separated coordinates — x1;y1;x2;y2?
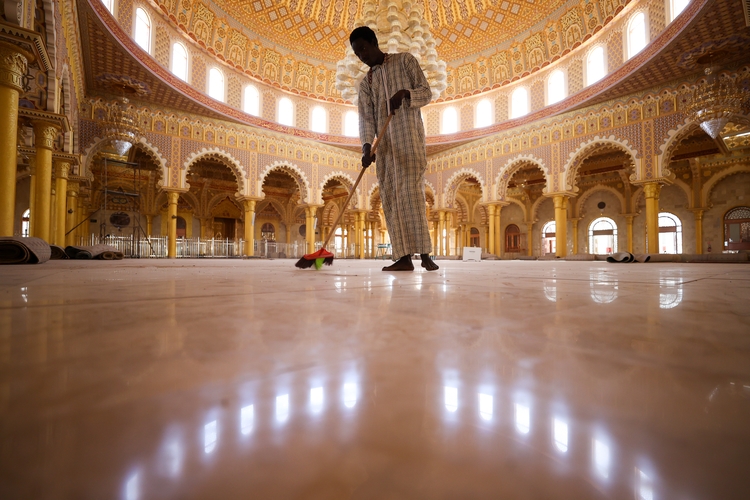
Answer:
295;113;393;269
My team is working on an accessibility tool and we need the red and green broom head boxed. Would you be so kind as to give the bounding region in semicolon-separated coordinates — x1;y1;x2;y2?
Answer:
295;248;335;270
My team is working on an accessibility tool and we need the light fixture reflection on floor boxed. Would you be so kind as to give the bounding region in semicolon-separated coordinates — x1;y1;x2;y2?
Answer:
240;405;254;435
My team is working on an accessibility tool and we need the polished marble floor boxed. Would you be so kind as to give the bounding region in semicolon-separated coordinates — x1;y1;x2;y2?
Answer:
1;259;749;499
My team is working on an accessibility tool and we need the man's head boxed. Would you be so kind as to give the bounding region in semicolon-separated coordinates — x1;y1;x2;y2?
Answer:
349;26;383;68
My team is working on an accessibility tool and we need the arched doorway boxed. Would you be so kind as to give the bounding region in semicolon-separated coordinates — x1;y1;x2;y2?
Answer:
469;227;480;247
658;212;682;254
724;206;750;251
176;216;187;238
261;222;276;241
505;224;521;253
541;221;556;256
589;217;617;254
21;209;30;237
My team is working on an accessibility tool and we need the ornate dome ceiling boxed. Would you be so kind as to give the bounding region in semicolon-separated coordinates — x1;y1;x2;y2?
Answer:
208;0;570;63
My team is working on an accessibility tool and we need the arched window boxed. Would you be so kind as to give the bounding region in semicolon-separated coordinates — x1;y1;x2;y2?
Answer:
590;271;618;304
475;99;492;128
134;8;151;53
344;111;358;137
510;87;529;118
261;222;275;241
586;46;606;86
724;206;750;251
589;217;617;254
658;212;682;254
243;85;259;116
101;0;115;14
207;68;224;102
670;0;689;21
21;209;30;237
547;70;566;105
278;97;293;126
627;12;647;59
171;42;188;81
441;107;458;134
176;216;187;238
311;106;327;133
505;224;521;252
541;221;556;256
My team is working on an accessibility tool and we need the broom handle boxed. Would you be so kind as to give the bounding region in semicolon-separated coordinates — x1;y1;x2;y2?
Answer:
321;113;393;249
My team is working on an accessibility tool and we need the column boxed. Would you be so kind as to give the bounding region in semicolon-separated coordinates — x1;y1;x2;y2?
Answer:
571;219;579;255
693;209;704;254
625;215;635;254
494;205;503;259
242;199;256;257
76;198;87;244
53;161;70;246
526;222;534;256
0;43;28;236
32;121;59;242
553;195;568;258
65;181;79;246
358;212;366;259
432;220;439;255
28;161;36;236
166;191;179;258
146;214;154;237
487;205;496;255
438;211;446;256
445;212;452;256
305;206;316;254
644;182;661;254
49;187;56;243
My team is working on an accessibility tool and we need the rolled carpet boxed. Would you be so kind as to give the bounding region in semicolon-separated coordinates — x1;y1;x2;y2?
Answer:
606;252;635;263
50;245;69;259
65;244;123;260
0;237;51;264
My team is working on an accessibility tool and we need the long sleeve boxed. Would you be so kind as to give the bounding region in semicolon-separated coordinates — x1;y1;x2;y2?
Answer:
402;53;432;109
358;79;377;146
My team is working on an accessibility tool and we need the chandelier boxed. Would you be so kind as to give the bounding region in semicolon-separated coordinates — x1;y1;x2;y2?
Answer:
101;96;141;156
95;75;149;156
682;67;749;139
336;0;447;104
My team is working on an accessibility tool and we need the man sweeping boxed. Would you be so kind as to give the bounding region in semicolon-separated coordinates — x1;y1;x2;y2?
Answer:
350;26;439;272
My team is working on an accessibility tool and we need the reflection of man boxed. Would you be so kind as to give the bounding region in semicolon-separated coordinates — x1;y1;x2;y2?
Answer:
350;26;438;272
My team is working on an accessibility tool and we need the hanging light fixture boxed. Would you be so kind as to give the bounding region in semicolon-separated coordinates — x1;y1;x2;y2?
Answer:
95;75;149;156
683;67;749;139
336;0;447;104
102;96;141;156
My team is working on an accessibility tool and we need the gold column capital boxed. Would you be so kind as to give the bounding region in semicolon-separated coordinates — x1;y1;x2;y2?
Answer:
166;191;180;203
643;182;662;199
33;121;60;150
0;42;29;92
54;160;71;179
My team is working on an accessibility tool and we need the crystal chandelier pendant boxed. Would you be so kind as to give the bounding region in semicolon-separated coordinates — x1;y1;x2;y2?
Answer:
335;0;447;104
101;96;141;157
684;67;748;140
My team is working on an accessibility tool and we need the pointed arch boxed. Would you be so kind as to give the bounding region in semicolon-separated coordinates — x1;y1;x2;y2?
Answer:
207;192;242;216
258;161;311;203
495;154;550;201
563;135;640;192
318;171;357;207
574;185;627;218
443;168;486;209
656;118;700;177
182;148;247;195
503;197;528;222
703;165;750;207
321;200;340;226
82;135;169;186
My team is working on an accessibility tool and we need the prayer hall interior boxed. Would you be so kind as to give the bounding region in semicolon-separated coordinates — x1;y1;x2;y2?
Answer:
1;0;750;498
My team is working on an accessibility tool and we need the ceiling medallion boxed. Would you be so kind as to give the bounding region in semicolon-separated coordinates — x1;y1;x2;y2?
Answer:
682;67;750;139
335;0;447;104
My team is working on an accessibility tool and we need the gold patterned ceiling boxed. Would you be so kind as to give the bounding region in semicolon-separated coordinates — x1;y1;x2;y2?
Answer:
209;0;569;63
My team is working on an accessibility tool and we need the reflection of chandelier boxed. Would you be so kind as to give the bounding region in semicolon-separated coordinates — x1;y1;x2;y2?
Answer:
336;0;447;104
102;96;141;156
683;67;749;139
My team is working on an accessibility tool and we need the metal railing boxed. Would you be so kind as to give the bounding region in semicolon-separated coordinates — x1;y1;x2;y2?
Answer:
63;235;379;259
